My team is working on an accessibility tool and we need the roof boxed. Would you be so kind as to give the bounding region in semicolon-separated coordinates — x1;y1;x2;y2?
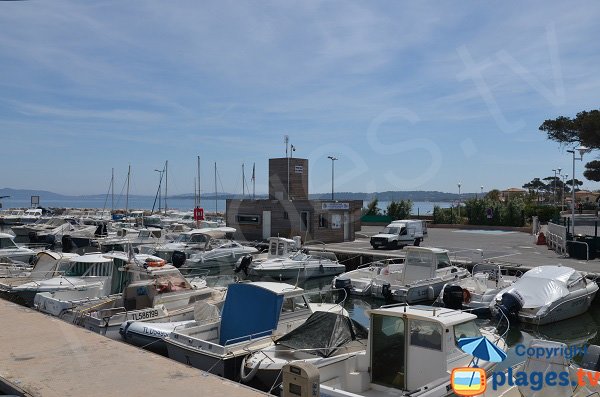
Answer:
369;305;476;326
69;253;113;263
521;265;580;284
405;246;448;254
0;233;15;239
36;251;79;260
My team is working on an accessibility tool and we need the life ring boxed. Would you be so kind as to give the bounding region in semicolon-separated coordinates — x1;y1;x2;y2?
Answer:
146;259;166;267
462;289;472;304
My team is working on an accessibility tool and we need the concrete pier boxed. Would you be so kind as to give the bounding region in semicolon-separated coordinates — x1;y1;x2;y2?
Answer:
0;300;266;397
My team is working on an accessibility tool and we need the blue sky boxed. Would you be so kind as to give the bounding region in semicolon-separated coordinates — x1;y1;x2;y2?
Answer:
1;1;600;196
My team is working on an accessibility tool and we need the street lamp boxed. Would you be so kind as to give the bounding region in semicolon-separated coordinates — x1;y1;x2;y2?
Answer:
561;174;568;211
552;168;561;207
457;182;462;220
567;147;591;234
327;156;338;200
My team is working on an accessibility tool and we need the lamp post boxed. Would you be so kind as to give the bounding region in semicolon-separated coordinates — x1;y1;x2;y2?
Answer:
457;182;462;220
552;168;561;207
561;174;568;211
567;147;590;235
327;156;338;200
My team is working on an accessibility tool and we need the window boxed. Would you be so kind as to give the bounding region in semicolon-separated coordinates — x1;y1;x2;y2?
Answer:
283;211;289;220
454;320;482;344
436;253;452;269
236;214;260;224
371;314;405;390
318;214;328;228
410;319;442;350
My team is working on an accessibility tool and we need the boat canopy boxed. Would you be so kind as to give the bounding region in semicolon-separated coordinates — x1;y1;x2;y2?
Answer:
505;267;585;308
219;283;284;346
521;266;581;285
276;311;368;358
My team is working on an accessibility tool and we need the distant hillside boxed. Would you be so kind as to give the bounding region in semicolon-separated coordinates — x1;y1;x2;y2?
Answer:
1;188;479;202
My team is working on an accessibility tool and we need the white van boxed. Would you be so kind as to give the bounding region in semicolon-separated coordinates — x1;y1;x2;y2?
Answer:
370;219;426;249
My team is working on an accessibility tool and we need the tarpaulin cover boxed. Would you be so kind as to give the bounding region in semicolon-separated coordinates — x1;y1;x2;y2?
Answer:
506;266;582;308
275;311;368;358
219;283;284;346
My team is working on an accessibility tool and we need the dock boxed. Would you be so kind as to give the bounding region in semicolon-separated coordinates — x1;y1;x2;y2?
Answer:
0;300;266;397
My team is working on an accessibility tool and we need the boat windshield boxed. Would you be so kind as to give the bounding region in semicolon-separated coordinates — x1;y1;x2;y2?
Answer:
0;237;18;249
175;234;192;243
454;320;482;344
290;251;308;261
382;227;400;234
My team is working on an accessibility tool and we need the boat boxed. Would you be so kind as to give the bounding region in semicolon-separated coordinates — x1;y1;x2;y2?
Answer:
0;251;79;283
318;304;506;397
10;252;119;306
478;339;600;396
370;246;469;303
0;232;36;263
35;255;222;340
332;261;398;296
240;310;368;392
0;209;25;225
96;227;166;252
490;265;598;325
147;227;236;263
179;240;259;276
20;208;43;224
247;249;345;281
164;281;346;379
436;263;519;315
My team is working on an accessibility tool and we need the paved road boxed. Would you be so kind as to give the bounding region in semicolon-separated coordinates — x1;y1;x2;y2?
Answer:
325;225;600;274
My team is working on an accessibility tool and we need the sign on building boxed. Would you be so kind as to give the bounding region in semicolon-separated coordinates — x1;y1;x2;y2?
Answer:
331;214;342;229
322;202;350;210
294;165;304;174
31;195;40;207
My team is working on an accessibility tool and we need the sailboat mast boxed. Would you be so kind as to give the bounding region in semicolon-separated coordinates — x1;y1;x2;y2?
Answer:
252;162;255;200
111;167;114;213
164;160;168;214
125;165;131;216
214;162;217;215
197;156;201;208
242;163;245;198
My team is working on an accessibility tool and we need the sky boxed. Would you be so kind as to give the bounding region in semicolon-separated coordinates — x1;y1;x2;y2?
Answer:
1;1;600;196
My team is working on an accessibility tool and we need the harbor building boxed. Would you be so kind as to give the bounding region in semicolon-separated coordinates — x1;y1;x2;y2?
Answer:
226;157;362;243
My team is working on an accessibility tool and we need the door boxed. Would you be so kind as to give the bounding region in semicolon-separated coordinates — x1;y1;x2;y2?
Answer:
371;314;405;390
300;211;309;233
262;211;271;240
343;212;350;241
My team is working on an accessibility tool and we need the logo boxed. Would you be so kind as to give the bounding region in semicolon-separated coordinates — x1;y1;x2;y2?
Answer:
451;368;487;396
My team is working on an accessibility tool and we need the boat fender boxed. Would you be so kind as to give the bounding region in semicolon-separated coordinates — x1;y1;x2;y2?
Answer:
240;355;262;383
427;285;436;301
146;259;166;267
462;289;471;304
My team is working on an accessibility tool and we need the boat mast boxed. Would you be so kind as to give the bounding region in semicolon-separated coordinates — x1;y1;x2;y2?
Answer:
197;156;201;208
252;162;255;200
125;164;131;216
214;162;217;215
242;163;245;198
111;167;114;213
164;160;168;214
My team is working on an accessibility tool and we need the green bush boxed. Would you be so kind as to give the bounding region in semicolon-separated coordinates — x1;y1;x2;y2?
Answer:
386;200;413;220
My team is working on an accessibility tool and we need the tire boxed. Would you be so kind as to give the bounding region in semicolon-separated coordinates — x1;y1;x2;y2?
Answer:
414;238;421;246
372;245;378;250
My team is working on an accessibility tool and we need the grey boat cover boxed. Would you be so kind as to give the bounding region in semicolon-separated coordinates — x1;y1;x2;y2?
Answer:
276;311;368;358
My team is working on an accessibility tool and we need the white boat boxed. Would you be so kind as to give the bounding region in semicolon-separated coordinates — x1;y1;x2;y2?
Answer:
436;263;519;314
0;209;25;225
247;249;345;281
96;227;166;252
318;304;506;397
12;252;117;306
240;310;368;391
147;227;236;264
0;232;36;263
490;265;598;325
478;339;600;397
20;208;43;224
36;255;222;340
0;250;78;280
370;246;469;303
180;240;259;275
164;281;346;379
332;261;397;296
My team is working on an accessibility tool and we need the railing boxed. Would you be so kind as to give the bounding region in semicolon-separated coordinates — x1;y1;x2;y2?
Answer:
547;222;568;256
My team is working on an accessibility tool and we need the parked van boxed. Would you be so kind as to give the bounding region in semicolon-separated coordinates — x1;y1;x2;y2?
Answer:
370;219;426;249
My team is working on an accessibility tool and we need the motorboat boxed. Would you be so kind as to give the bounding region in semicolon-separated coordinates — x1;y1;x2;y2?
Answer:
240;310;368;392
36;255;222;340
318;304;506;397
0;209;25;225
233;237;300;276
10;252;119;306
490;265;598;325
179;240;259;276
0;250;78;281
0;233;36;263
247;249;345;281
370;247;469;303
332;261;397;296
436;263;519;314
478;339;600;396
20;208;43;224
147;227;236;263
164;282;346;379
11;217;72;239
96;227;166;252
0;256;30;278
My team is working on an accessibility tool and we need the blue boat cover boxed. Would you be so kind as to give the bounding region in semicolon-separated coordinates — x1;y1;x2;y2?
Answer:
219;283;284;346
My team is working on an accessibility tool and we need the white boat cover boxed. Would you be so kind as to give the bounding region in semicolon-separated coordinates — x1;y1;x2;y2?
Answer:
507;266;582;309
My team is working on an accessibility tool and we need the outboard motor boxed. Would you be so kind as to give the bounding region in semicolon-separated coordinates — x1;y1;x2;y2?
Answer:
94;224;108;237
334;277;352;290
171;251;187;268
234;254;253;276
381;283;393;301
442;285;464;310
61;235;74;253
497;290;524;322
581;345;600;372
28;231;38;244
